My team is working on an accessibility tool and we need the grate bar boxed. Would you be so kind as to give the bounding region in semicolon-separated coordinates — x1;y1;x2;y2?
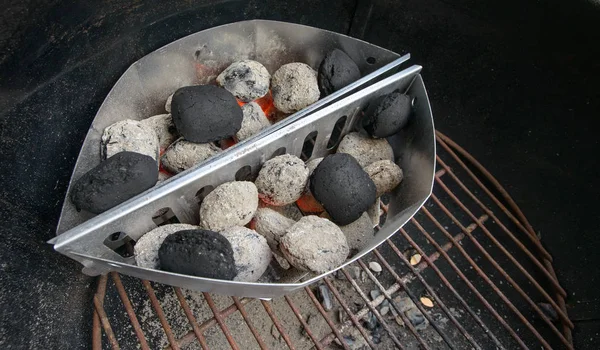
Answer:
427;196;573;349
142;280;180;350
283;295;326;350
94;293;120;350
435;177;573;331
357;258;432;349
111;273;150;350
260;300;296;350
323;278;377;350
232;297;269;349
304;287;350;350
173;287;210;349
319;225;469;347
372;247;481;350
171;297;255;349
419;201;554;349
339;268;407;349
92;274;108;350
403;221;530;349
436;131;572;344
435;133;553;262
203;293;241;350
436;155;566;298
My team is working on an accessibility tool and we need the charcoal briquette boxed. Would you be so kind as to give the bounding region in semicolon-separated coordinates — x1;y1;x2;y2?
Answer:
318;49;361;96
171;85;242;143
216;60;271;102
70;151;158;214
310;153;376;225
158;229;237;280
362;91;412;138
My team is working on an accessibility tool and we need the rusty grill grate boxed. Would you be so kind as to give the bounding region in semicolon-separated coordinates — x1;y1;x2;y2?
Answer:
91;131;572;350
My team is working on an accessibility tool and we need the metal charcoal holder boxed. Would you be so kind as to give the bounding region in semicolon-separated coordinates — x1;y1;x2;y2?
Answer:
49;20;434;299
51;64;434;298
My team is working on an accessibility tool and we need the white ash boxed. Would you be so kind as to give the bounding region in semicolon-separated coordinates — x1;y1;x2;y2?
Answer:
160;138;221;174
266;203;304;221
236;102;271;141
255;154;309;206
134;223;197;269
280;216;349;274
305;157;323;175
200;181;258;231
336;132;394;168
364;160;404;197
253;207;296;248
165;93;173;112
339;212;374;253
367;198;381;226
140;114;178;150
219;226;272;282
101;119;159;161
271;62;319;113
216;60;271;102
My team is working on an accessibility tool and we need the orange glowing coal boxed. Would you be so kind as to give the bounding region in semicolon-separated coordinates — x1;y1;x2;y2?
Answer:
236;90;276;120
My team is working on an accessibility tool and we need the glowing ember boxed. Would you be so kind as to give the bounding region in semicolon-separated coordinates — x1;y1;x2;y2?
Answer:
295;192;325;214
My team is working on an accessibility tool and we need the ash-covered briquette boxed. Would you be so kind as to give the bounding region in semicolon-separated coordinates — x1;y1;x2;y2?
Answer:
134;223;197;269
171;85;242;143
280;216;349;274
158;229;237;280
339;212;374;254
255;154;309;206
101;119;159;161
236;102;271;141
253;207;296;248
160;138;221;174
216;60;271;102
140;114;178;151
165;93;173;113
364;160;404;197
271;63;320;113
310;153;377;225
199;181;258;231
336;132;394;168
70;152;158;214
219;226;272;282
362;91;412;138
318;49;361;96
